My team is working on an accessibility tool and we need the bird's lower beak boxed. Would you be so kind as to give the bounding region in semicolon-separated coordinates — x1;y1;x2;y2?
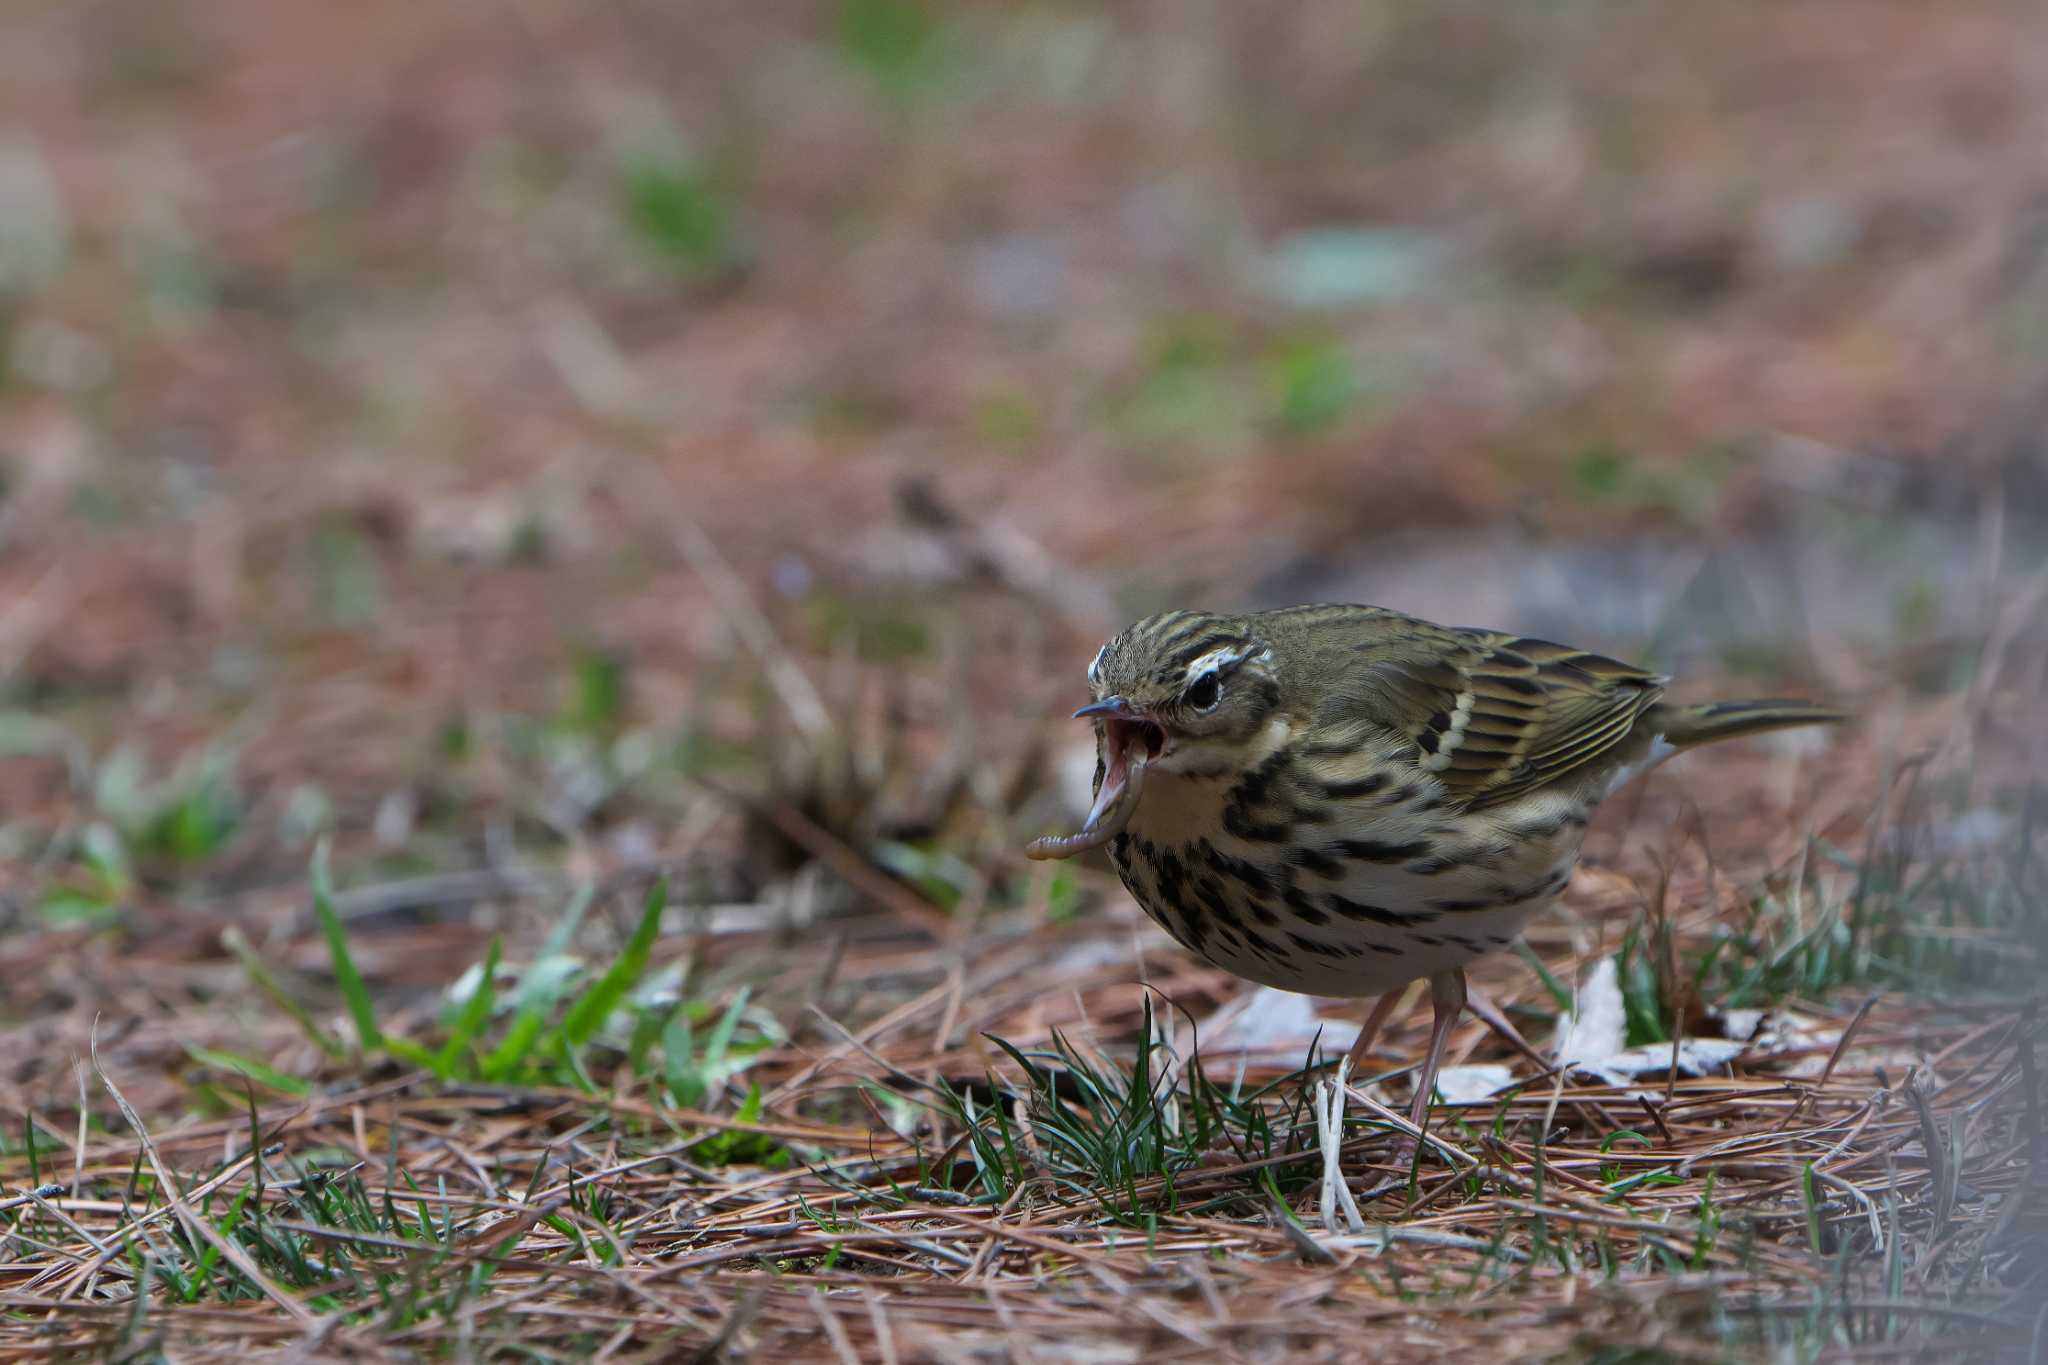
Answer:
1024;700;1164;861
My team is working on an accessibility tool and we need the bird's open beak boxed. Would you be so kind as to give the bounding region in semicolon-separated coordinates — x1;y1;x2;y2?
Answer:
1025;697;1166;860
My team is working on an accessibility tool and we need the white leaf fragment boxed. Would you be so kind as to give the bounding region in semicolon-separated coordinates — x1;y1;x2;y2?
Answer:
1552;956;1628;1066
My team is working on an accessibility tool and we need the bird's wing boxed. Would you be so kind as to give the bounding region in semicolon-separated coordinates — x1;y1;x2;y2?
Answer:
1320;626;1667;809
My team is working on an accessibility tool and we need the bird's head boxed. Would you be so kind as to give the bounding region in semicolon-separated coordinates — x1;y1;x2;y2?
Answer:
1026;610;1287;859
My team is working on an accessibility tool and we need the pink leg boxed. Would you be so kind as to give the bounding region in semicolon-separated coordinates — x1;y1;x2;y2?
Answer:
1342;988;1405;1076
1406;968;1468;1136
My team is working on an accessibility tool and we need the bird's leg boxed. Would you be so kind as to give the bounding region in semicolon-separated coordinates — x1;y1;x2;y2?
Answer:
1323;989;1413;1208
1406;968;1469;1138
1341;988;1405;1078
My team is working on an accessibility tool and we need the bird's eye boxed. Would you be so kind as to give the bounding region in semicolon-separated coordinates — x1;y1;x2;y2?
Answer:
1184;673;1222;711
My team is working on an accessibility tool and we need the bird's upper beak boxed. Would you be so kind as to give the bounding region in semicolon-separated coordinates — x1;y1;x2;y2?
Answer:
1025;697;1166;861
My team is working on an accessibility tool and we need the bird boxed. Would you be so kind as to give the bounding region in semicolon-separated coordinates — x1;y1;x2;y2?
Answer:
1025;603;1845;1148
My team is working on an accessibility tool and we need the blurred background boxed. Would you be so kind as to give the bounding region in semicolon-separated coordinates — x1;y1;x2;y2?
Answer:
3;0;2045;1060
2;2;2045;1355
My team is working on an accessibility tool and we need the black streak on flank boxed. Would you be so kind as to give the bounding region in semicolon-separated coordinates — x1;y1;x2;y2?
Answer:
1154;848;1187;897
1234;747;1292;804
1288;933;1347;960
1193;879;1238;930
1200;840;1276;898
1486;868;1571;905
1325;894;1434;928
1138;847;1202;951
1462;838;1516;870
1338;838;1432;864
1223;805;1291;843
1242;929;1284;961
1281;886;1330;926
1293;845;1344;879
1222;751;1295;844
1318;773;1388;800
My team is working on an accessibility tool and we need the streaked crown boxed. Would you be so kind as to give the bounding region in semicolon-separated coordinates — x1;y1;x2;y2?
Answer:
1084;610;1287;764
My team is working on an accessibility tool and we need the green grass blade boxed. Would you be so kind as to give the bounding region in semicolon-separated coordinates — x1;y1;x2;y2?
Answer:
663;1010;701;1108
1514;942;1573;1011
434;938;501;1078
558;878;667;1050
481;1010;548;1081
382;1037;441;1071
700;986;751;1073
220;926;346;1059
311;841;382;1051
481;946;585;1081
181;1045;312;1098
183;1181;257;1302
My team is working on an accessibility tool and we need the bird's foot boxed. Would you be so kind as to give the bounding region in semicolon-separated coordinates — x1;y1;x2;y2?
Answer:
1363;1128;1424;1199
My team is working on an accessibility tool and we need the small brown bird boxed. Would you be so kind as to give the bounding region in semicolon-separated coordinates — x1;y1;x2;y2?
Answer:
1027;603;1844;1141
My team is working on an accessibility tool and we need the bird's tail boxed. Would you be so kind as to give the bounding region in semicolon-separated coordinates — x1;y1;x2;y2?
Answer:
1653;698;1850;750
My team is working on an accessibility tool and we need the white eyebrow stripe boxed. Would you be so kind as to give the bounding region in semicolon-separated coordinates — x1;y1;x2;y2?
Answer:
1182;643;1259;683
1087;643;1110;686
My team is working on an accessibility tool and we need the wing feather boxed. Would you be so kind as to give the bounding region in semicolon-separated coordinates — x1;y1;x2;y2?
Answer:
1314;620;1665;809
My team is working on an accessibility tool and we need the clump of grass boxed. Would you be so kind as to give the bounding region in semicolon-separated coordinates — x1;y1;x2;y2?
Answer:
563;643;631;736
75;1089;651;1345
620;154;749;280
1612;782;2043;1040
210;852;782;1125
100;743;244;870
837;0;946;99
22;733;247;922
1264;333;1358;436
931;1001;1328;1224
